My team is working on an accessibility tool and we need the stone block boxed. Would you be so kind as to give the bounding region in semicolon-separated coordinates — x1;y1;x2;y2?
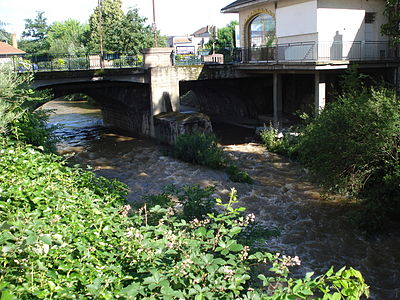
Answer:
154;112;213;145
142;48;174;68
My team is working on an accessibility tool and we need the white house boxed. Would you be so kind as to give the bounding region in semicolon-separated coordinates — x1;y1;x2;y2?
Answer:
168;26;211;55
222;0;393;62
220;0;398;125
0;34;25;66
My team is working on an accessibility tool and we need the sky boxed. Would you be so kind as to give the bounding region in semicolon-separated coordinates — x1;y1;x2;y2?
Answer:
0;0;238;38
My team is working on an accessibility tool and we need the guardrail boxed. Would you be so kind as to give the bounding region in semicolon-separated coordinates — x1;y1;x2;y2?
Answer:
14;53;144;72
233;41;397;63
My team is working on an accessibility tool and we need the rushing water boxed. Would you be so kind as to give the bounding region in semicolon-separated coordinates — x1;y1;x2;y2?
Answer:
42;100;400;300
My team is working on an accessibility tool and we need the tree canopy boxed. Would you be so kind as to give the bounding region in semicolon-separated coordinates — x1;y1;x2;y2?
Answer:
0;20;11;43
47;20;89;55
207;21;238;53
17;3;165;55
20;11;49;54
88;0;163;54
381;0;400;45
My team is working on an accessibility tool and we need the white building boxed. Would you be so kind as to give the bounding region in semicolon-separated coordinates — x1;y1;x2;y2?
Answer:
220;0;398;124
222;0;394;62
0;34;25;66
168;26;211;55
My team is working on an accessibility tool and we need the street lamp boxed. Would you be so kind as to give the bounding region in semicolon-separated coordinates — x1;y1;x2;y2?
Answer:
152;0;158;47
98;0;104;68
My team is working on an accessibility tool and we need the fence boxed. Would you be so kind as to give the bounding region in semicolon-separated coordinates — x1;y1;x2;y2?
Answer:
233;41;397;63
14;53;144;72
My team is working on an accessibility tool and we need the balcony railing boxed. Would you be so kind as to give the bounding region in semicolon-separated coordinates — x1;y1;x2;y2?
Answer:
233;41;397;63
14;53;143;72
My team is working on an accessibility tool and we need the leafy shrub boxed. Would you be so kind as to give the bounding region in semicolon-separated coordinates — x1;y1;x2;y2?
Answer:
172;131;253;183
259;126;299;158
143;185;217;221
226;164;253;184
171;184;217;221
172;131;226;169
259;125;281;150
297;86;399;189
292;69;400;229
10;109;58;152
0;141;369;299
0;64;55;151
258;69;399;231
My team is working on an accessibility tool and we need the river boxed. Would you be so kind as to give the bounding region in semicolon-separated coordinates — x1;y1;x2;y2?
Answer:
43;99;400;300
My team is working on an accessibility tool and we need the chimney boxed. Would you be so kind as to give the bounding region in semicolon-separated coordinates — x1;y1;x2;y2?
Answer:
11;33;18;49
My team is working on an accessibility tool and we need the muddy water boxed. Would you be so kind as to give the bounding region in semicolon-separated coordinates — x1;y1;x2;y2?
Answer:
43;100;400;300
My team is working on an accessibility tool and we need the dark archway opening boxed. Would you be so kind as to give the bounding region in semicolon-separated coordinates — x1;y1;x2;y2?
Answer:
179;77;273;144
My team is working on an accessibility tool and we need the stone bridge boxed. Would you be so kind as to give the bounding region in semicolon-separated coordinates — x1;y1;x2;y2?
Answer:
33;48;245;140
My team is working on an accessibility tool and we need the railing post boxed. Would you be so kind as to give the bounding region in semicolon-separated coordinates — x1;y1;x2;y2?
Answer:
12;56;16;72
315;41;318;61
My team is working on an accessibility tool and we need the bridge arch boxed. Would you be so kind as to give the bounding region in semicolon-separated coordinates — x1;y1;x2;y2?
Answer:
36;80;153;136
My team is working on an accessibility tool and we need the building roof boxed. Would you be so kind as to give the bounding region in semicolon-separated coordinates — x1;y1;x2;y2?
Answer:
221;0;271;13
173;37;193;44
0;41;25;55
193;26;209;36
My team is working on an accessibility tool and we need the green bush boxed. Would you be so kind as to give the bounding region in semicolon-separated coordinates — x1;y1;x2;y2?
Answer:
143;185;217;221
258;69;399;230
10;109;58;152
171;132;253;183
294;69;400;228
298;88;399;189
0;145;370;298
172;131;226;169
259;125;280;150
226;164;253;184
0;64;55;151
259;126;299;158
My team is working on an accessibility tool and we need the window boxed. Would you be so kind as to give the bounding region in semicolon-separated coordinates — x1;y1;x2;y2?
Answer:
365;12;376;24
249;14;276;47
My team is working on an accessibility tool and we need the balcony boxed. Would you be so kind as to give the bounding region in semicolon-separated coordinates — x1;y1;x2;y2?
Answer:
233;41;398;64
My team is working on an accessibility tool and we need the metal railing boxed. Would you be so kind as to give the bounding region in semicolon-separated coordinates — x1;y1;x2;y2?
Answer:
14;53;144;72
233;41;397;63
174;54;202;66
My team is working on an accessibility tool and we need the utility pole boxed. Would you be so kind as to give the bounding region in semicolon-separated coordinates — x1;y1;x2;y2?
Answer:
152;0;158;47
98;0;104;68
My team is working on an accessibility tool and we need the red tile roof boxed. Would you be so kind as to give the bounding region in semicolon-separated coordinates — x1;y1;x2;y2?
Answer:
174;37;192;44
0;41;25;55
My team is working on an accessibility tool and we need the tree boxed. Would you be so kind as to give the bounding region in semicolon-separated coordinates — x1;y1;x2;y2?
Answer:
118;8;165;53
208;21;238;52
47;19;89;55
88;0;124;53
0;20;11;43
19;11;49;54
381;0;400;46
88;1;162;54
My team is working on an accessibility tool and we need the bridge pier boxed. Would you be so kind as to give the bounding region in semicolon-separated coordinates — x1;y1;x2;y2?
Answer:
314;72;326;114
143;48;181;137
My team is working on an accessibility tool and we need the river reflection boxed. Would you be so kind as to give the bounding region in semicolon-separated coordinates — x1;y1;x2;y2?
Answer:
42;100;400;300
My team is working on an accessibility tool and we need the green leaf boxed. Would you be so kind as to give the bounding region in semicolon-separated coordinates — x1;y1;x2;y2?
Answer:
26;234;37;245
40;234;52;245
195;227;207;237
1;290;16;300
331;292;341;300
228;242;243;252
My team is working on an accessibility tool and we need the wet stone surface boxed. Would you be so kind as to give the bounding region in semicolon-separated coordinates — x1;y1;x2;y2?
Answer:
42;100;400;300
